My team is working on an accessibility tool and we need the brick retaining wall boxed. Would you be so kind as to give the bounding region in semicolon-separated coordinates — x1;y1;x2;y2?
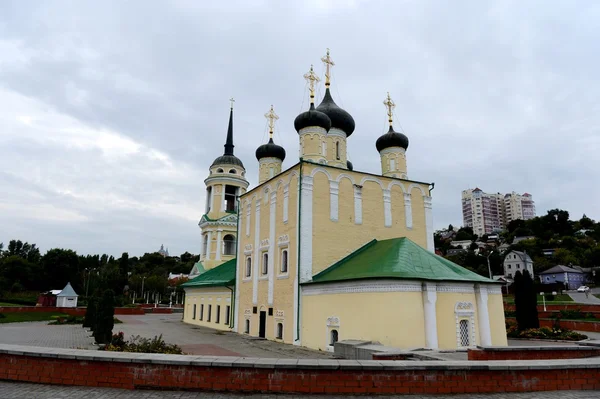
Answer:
0;344;599;394
506;317;600;333
0;307;144;315
468;346;600;361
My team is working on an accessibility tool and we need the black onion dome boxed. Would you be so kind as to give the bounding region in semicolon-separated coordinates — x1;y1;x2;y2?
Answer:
256;138;286;161
346;160;353;171
375;126;409;152
294;103;331;133
211;154;245;168
316;88;355;136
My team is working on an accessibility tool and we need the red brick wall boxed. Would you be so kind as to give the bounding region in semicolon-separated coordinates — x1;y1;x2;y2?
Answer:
468;348;600;361
505;304;600;312
0;307;144;315
506;317;600;333
0;354;598;394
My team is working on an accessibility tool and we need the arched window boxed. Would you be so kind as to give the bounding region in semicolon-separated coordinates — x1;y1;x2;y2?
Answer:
223;234;236;255
245;257;252;277
459;320;470;347
269;167;274;178
217;168;224;173
262;253;269;275
276;322;283;339
229;169;236;174
335;141;340;160
245;319;250;334
390;159;396;171
330;329;339;346
280;249;288;273
202;235;208;257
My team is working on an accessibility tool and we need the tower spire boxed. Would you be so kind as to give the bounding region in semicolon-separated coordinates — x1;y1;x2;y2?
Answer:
264;105;279;140
303;65;320;104
321;48;335;87
383;92;395;127
224;98;235;155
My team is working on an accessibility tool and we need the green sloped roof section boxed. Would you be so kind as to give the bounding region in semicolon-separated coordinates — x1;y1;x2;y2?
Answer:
309;238;494;284
181;258;236;288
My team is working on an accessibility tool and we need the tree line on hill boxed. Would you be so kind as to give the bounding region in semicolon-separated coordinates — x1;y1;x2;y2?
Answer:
435;209;600;281
0;240;198;305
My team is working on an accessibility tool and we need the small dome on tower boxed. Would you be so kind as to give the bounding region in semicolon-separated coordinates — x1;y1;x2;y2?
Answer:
211;154;244;168
346;160;354;171
376;126;409;152
294;103;331;133
316;89;355;136
256;138;286;161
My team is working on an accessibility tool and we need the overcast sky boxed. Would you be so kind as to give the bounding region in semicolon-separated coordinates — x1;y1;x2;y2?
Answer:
1;1;598;257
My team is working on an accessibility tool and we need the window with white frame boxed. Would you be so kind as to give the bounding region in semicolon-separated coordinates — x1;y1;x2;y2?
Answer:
245;257;252;278
225;305;230;325
276;322;283;339
280;249;288;273
459;320;470;347
269;167;274;178
262;253;269;275
192;304;196;320
223;234;236;255
390;158;396;171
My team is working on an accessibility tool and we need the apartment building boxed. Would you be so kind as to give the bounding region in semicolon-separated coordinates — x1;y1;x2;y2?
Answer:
462;188;535;236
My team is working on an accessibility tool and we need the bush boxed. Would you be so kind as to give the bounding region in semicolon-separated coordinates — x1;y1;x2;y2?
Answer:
506;321;587;341
83;297;98;329
0;313;5;319
48;315;83;325
104;333;183;354
546;294;555;301
94;290;115;345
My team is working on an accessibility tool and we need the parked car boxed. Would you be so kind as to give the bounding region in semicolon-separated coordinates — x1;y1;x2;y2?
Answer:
577;286;590;292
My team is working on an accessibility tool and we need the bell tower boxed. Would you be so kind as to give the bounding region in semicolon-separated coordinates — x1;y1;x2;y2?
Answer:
199;99;249;270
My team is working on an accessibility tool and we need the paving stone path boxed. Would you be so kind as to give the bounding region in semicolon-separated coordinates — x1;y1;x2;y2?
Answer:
0;382;596;398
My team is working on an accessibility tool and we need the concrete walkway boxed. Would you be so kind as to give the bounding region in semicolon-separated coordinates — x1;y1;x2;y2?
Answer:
0;382;596;398
568;291;600;304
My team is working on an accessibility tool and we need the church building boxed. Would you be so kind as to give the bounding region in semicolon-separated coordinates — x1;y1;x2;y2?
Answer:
182;51;507;351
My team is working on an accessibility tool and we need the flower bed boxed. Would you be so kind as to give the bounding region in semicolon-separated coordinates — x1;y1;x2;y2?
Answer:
104;332;183;354
506;323;587;341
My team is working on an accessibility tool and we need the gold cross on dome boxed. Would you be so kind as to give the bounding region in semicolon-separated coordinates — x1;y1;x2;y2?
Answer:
321;48;335;87
264;105;279;138
229;97;235;109
303;65;320;103
383;92;395;126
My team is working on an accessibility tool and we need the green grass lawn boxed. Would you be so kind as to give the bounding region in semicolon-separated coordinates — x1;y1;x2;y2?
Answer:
594;294;600;300
0;302;19;307
0;312;68;324
504;294;574;304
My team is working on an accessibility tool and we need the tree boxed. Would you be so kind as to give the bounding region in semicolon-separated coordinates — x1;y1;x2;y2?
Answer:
448;224;454;232
522;270;539;329
83;297;98;329
513;271;526;330
94;290;115;344
41;249;80;290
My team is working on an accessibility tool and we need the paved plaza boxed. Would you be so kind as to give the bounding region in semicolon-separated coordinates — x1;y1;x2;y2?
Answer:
0;314;333;358
0;382;596;398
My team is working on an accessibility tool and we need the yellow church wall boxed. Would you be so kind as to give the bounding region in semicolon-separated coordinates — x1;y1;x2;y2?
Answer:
488;293;508;346
325;133;347;168
301;290;426;351
435;292;479;349
299;129;326;163
183;287;233;331
305;163;430;276
236;166;300;344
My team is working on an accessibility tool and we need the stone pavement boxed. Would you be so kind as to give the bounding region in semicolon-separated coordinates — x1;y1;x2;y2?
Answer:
0;382;596;398
568;291;600;304
0;321;96;349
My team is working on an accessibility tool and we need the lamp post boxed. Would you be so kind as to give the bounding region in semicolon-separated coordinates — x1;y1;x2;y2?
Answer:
486;250;495;279
141;276;146;302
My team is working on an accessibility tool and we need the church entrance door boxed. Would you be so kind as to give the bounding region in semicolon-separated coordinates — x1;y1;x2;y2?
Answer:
259;311;267;338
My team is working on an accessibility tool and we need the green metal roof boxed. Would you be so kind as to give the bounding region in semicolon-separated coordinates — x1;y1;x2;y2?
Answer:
307;238;494;284
181;258;236;288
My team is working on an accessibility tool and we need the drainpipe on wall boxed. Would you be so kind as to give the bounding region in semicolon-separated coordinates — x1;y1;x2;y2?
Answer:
428;182;435;196
296;160;303;343
225;285;234;329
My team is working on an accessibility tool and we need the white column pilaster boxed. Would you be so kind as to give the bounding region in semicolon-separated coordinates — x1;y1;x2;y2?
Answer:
252;200;261;304
424;195;434;252
245;205;251;237
383;189;392;227
475;285;492;346
299;176;313;283
404;193;413;229
220;184;226;212
353;185;362;225
209;185;215;212
216;230;222;261
268;191;276;305
330;181;339;222
199;233;205;258
422;282;438;349
283;184;289;223
206;231;213;260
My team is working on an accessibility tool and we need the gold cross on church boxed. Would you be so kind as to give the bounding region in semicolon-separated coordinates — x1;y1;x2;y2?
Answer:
303;65;320;103
229;97;235;109
321;48;335;87
264;105;279;138
383;92;395;126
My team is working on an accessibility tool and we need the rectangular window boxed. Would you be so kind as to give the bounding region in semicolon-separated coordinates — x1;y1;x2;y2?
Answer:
390;159;396;171
192;304;196;320
269;167;274;178
262;253;269;275
200;304;204;320
322;141;327;156
225;305;231;325
216;305;221;324
245;257;252;278
280;249;288;273
208;305;212;322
